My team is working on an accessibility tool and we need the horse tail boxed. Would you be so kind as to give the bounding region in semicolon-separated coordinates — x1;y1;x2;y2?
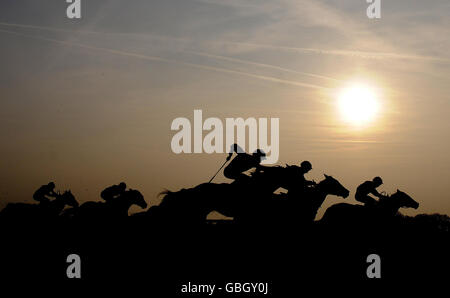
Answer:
159;189;179;208
158;187;197;209
158;189;171;197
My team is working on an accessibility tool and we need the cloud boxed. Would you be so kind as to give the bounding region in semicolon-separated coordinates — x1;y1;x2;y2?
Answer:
191;0;450;63
0;28;328;90
2;21;448;65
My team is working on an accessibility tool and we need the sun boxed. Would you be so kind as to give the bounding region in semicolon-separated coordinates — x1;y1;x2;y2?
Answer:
337;84;379;126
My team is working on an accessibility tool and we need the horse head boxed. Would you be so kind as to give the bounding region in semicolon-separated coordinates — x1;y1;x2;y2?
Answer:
61;190;79;208
127;189;148;209
390;189;419;209
319;174;350;198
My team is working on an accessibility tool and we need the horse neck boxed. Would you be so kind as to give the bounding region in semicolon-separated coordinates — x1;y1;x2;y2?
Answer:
379;194;401;215
49;195;67;212
314;182;329;206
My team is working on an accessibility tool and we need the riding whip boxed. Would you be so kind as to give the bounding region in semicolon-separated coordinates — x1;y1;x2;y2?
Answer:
208;156;231;183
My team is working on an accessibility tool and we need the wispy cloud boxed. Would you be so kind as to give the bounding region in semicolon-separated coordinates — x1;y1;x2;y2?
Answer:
193;0;450;63
2;21;449;68
0;28;328;90
181;50;341;82
3;19;449;66
206;41;450;63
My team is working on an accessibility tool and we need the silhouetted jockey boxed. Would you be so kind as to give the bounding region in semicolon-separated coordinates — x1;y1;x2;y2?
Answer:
33;182;57;205
286;161;316;190
355;176;386;207
101;182;127;202
298;161;315;187
224;144;266;183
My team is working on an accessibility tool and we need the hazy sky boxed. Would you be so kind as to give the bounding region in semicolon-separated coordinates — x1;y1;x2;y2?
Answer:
0;0;449;217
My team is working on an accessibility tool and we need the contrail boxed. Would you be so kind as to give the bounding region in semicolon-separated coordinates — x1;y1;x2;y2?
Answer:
182;50;341;82
0;22;100;35
0;28;328;90
0;22;340;82
1;22;448;63
222;41;450;63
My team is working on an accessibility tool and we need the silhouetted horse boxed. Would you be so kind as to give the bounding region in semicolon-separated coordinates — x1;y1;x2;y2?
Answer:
321;189;418;227
153;166;296;224
272;174;350;224
153;169;349;225
0;190;78;222
68;189;147;221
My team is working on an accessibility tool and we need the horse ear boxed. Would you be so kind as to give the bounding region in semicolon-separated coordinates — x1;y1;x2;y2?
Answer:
324;174;329;179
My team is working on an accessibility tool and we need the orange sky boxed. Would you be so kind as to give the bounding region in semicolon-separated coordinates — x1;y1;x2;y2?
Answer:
0;0;449;218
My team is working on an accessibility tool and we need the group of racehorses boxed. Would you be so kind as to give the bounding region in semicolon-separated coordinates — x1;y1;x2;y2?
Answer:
0;165;419;226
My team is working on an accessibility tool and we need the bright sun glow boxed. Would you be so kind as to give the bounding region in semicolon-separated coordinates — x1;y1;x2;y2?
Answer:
338;84;379;126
